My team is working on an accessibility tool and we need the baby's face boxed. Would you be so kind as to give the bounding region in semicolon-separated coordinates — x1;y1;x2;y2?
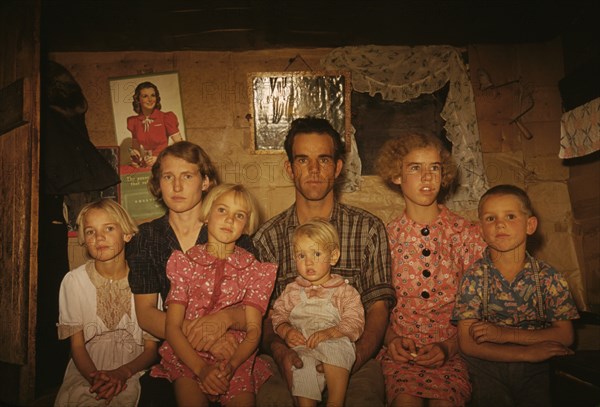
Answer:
293;235;339;286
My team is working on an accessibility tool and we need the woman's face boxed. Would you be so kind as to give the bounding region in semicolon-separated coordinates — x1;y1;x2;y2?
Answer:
138;87;157;114
159;155;209;214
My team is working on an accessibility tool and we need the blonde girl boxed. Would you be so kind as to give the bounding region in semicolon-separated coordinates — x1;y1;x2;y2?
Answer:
150;184;277;406
55;199;158;406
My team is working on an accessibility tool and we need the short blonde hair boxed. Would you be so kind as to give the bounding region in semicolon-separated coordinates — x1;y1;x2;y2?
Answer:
293;218;340;254
376;132;457;197
76;199;138;245
199;184;260;235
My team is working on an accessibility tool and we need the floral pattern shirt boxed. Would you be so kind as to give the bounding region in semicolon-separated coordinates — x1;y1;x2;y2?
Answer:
453;248;579;328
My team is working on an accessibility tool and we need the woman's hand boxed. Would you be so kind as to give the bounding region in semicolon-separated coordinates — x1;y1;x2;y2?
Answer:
415;342;449;368
387;336;418;363
184;313;229;351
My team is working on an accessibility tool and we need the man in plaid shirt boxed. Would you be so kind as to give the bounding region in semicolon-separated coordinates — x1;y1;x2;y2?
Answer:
254;117;395;407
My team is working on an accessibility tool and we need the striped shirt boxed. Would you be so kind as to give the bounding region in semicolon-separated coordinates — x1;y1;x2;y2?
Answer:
253;202;396;310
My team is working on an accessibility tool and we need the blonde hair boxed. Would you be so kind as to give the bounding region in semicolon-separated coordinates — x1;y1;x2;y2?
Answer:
293;218;340;255
199;184;260;235
376;132;457;197
76;199;138;245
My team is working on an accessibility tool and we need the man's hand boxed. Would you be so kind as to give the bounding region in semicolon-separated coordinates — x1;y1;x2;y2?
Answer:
284;327;307;348
524;341;574;363
469;321;507;344
415;342;449;368
387;336;418;363
184;314;228;351
272;340;304;391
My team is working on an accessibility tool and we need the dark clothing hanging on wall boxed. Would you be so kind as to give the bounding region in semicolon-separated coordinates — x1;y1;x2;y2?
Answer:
36;60;120;397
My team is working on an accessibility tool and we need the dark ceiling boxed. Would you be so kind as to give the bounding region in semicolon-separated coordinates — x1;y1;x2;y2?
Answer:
42;0;596;52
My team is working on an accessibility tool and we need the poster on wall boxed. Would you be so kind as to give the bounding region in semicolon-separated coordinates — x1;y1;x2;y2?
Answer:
66;146;120;237
248;71;351;153
109;71;185;221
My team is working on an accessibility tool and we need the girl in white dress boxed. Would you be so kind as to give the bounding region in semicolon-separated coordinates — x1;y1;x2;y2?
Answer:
55;199;158;406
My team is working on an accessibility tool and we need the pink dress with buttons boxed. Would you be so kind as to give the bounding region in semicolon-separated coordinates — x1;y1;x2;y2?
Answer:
151;245;277;404
378;206;485;406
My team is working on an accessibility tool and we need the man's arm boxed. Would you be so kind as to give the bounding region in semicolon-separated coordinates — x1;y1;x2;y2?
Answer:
352;300;389;373
458;319;573;363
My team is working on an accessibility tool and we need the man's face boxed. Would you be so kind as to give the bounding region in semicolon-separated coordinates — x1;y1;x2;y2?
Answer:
285;133;343;203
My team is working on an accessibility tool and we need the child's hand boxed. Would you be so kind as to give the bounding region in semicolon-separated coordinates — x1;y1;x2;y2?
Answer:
284;327;306;348
197;364;229;396
217;360;234;381
414;342;449;368
89;367;130;404
387;336;418;363
525;341;574;362
469;321;506;344
306;328;340;348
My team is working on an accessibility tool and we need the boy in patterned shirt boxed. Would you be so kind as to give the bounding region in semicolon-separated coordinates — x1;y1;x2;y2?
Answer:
454;184;579;407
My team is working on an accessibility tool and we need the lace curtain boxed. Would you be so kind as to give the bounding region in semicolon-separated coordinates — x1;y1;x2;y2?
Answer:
322;45;487;211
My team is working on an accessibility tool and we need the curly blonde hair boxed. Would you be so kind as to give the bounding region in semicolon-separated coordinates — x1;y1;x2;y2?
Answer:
375;132;457;197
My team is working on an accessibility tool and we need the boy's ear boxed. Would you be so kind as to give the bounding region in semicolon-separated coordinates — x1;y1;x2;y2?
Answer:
526;216;538;235
123;233;133;243
330;248;341;266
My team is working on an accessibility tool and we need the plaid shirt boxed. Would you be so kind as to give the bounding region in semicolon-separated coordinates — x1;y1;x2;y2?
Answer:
253;202;396;310
127;213;255;303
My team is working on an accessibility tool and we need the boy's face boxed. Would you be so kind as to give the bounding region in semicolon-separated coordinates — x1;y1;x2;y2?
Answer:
480;194;537;255
293;235;340;286
392;147;442;210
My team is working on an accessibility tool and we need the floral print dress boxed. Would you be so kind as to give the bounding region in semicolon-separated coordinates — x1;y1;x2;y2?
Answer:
378;206;485;406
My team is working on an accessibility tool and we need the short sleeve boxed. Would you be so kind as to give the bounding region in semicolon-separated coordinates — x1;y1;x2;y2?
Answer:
452;264;484;322
57;271;85;340
242;261;277;315
163;111;180;136
127;116;138;138
126;224;164;295
165;250;195;307
542;265;579;322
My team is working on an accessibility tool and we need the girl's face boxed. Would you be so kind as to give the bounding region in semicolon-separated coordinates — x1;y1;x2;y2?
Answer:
392;146;442;210
206;191;250;254
82;208;132;263
138;87;157;113
294;235;340;286
159;155;209;215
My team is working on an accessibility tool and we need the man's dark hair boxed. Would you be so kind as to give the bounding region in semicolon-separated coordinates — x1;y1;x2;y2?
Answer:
283;117;346;162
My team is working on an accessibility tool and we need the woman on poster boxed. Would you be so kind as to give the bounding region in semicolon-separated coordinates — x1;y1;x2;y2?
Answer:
127;81;183;167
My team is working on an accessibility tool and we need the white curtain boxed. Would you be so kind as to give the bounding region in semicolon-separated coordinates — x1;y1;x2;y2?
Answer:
322;45;487;210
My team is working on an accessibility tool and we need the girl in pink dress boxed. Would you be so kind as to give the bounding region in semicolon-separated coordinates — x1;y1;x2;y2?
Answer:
150;183;277;406
375;133;485;407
